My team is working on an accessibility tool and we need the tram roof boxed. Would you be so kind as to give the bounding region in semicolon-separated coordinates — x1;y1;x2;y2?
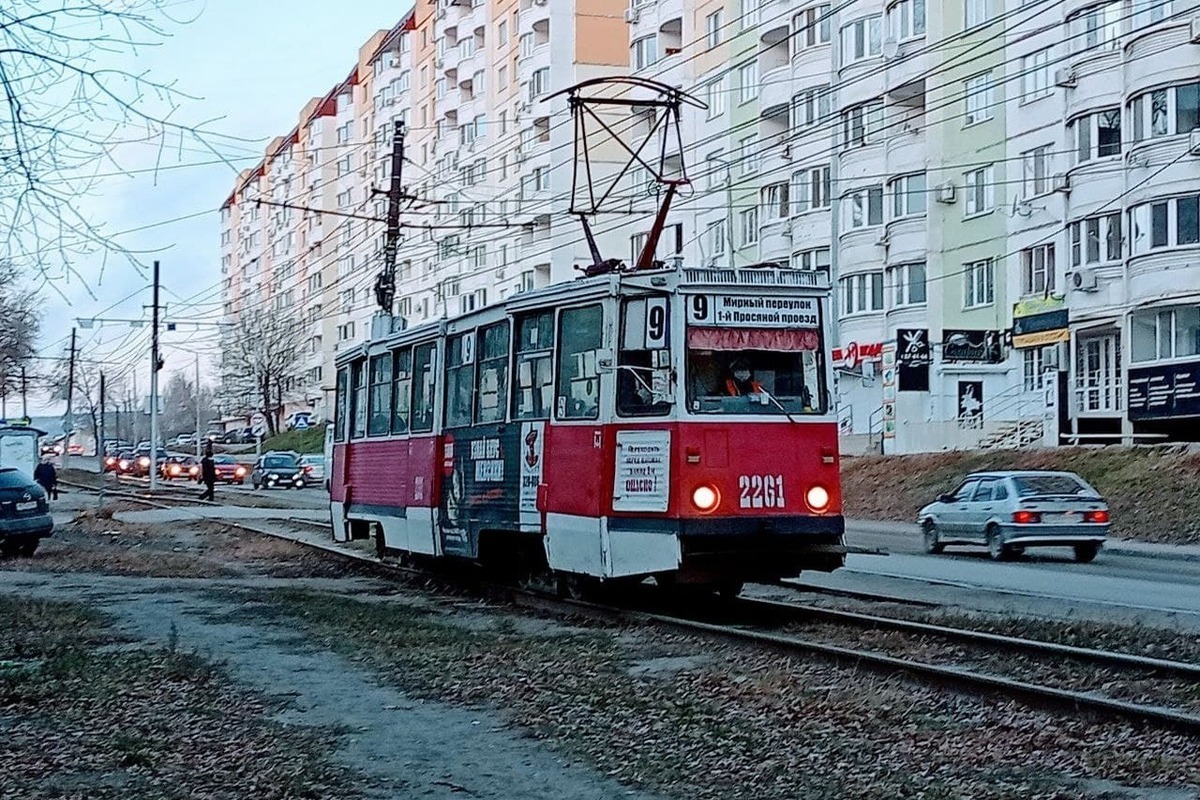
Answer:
336;264;829;366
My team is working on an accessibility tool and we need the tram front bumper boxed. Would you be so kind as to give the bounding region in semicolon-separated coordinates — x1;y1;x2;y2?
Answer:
670;515;847;580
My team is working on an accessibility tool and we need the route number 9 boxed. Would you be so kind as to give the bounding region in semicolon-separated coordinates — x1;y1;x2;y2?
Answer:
644;297;668;348
688;295;712;324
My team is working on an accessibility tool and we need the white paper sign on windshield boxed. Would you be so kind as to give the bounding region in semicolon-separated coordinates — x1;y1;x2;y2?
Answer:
686;295;818;329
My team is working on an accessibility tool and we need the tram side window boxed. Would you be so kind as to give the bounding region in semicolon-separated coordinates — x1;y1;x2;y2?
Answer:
410;343;436;433
475;321;510;424
445;332;475;428
367;354;392;436
556;304;603;420
351;360;368;439
335;367;349;442
618;297;672;417
391;348;412;435
513;310;555;420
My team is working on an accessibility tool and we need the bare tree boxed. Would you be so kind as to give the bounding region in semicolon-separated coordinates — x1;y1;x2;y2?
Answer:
220;311;302;435
0;1;225;280
160;370;216;437
0;263;39;405
47;355;102;446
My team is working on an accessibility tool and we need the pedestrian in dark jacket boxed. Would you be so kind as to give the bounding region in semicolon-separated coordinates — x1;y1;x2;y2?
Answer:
33;459;58;500
199;448;217;501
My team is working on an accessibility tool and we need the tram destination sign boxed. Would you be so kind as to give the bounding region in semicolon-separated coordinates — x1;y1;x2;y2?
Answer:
687;295;818;329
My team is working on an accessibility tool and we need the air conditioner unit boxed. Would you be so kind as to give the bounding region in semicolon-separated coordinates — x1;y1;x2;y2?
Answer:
624;6;640;23
1190;128;1200;156
936;182;956;203
1053;173;1071;193
1071;268;1099;292
1054;68;1076;88
1190;14;1200;43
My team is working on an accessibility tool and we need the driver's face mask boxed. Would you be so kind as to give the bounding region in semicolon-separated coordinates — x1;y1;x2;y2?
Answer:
734;369;751;382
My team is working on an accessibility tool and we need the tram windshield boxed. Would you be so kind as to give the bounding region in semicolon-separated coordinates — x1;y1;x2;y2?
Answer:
686;325;827;416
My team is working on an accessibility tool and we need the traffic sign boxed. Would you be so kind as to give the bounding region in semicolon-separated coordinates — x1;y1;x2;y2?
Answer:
293;417;310;430
250;412;268;437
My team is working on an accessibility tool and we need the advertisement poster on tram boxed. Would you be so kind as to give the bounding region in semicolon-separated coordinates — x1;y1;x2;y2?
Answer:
612;430;671;513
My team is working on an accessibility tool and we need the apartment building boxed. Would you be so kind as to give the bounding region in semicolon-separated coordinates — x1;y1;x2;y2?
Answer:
221;0;1200;450
219;0;628;422
623;0;1200;452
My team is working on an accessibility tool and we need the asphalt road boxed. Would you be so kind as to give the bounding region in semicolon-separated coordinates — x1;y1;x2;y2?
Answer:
787;521;1200;631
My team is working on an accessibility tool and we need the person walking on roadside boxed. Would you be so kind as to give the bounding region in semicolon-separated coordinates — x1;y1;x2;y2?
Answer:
199;446;217;501
33;458;58;501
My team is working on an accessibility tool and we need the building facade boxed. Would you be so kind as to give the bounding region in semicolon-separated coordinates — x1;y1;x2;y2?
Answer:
220;0;1200;450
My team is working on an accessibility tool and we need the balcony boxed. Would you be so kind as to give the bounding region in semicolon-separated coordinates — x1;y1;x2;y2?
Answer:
1125;22;1197;98
884;125;925;170
1128;246;1200;304
883;215;926;264
759;65;791;111
518;1;549;37
758;218;792;262
885;42;928;97
838;226;887;268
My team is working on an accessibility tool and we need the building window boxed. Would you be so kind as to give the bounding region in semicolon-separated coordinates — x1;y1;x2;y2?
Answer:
497;19;508;45
1021;244;1055;296
632;35;658;69
706;9;724;48
963;259;995;308
1130;194;1200;254
890;173;926;218
739;207;759;246
1069;2;1121;53
840;16;882;65
705;77;727;118
964;165;994;216
840;272;885;315
792;86;831;129
1023;348;1045;391
842;100;884;147
1130;82;1200;141
762;182;790;220
706;220;727;261
1022;145;1052;197
530;67;550;99
1132;0;1173;27
793;165;831;212
1071;213;1122;265
964;73;993;125
1071;109;1122;163
739;135;758;175
738;62;758;104
890;0;926;40
1131;306;1200;363
1021;49;1052;100
892;262;927;306
792;247;831;271
964;0;990;27
794;5;832;51
842;185;884;230
739;0;760;30
705;151;726;190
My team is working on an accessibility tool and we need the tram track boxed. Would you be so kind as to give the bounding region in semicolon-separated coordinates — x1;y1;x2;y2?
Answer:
53;479;1200;735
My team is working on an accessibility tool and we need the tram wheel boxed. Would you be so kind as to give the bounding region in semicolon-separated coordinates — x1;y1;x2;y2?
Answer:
717;581;744;601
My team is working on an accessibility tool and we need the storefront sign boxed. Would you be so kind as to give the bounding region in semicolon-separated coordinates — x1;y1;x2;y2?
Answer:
942;329;1004;363
612;430;671;513
896;329;931;365
958;381;984;423
1012;309;1069;349
832;341;883;369
1128;361;1200;420
687;295;818;329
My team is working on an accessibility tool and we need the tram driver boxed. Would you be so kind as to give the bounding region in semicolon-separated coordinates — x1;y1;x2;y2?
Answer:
724;359;763;397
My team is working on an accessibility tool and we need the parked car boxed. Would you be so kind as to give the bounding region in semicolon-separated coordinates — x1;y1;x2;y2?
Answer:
218;429;249;444
204;455;248;485
918;471;1110;563
297;455;325;481
170;433;196;447
0;467;53;557
251;452;305;489
160;455;199;481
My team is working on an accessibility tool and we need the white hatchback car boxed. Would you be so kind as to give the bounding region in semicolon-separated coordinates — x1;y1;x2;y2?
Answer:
918;471;1110;562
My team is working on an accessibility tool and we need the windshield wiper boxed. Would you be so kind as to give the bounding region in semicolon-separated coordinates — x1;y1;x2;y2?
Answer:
758;388;799;424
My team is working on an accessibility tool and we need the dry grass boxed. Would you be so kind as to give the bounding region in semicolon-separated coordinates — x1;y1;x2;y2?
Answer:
842;447;1200;545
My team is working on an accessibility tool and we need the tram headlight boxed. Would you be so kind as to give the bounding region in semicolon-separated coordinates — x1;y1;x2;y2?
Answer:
691;485;719;513
806;485;831;513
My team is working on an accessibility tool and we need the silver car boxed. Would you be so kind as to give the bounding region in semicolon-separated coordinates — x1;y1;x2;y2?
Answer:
918;471;1110;562
297;455;325;481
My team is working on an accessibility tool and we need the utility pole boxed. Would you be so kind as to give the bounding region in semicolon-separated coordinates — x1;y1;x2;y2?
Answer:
63;327;77;472
149;260;162;491
98;372;106;471
20;365;27;419
372;120;410;321
194;355;201;459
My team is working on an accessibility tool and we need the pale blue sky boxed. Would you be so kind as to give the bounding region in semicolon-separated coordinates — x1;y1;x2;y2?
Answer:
30;1;411;414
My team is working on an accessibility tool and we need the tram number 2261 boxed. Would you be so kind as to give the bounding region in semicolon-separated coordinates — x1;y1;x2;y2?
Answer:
738;474;786;509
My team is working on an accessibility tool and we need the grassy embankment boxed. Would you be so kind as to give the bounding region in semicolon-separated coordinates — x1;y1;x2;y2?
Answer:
842;447;1200;545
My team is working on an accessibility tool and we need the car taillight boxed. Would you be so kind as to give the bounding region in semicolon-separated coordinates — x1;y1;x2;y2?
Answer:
303;465;313;474
1012;510;1041;524
1085;509;1110;524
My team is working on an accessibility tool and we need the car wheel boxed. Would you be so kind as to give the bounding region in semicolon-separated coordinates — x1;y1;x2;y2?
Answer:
17;540;37;558
986;525;1012;562
1073;543;1100;563
922;520;944;555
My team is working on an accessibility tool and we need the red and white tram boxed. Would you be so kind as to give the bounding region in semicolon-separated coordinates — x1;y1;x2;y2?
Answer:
329;263;845;591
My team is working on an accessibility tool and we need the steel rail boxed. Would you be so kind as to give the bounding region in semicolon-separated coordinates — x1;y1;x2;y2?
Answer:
55;482;1200;735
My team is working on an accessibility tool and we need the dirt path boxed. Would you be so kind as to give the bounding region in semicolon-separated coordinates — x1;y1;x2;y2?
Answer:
0;569;657;800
